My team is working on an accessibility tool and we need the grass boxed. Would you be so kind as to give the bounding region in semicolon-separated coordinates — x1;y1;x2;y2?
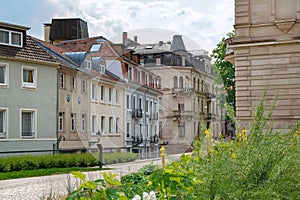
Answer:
0;167;109;180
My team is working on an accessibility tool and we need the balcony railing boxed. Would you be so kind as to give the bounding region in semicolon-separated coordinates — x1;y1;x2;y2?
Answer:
207;93;216;99
132;136;143;144
172;110;193;120
149;112;158;120
150;134;159;143
206;113;216;120
21;132;35;139
172;87;194;94
132;108;143;118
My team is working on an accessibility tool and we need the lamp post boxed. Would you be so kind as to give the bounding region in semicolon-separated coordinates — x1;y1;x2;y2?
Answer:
96;130;103;169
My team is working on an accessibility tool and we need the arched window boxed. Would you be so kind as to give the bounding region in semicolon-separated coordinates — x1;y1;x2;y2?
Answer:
197;79;200;91
173;76;178;88
193;78;196;89
156;76;161;89
185;77;189;88
179;76;183;88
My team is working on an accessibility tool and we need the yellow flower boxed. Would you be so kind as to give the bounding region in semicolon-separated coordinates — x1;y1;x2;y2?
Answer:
229;147;234;152
231;153;237;159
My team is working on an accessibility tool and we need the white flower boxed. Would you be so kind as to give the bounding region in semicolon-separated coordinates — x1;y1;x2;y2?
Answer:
143;192;150;200
149;191;156;200
132;194;141;200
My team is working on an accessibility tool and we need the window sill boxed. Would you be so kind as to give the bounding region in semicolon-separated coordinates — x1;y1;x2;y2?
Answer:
0;84;8;88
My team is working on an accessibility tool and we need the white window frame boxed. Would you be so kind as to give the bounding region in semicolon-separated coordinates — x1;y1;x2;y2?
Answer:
81;114;87;132
100;116;105;134
109;117;113;133
22;66;37;89
91;83;98;101
70;113;76;131
0;108;8;139
116;117;120;134
81;80;87;94
59;73;65;88
0;28;23;47
100;85;105;101
58;112;64;131
0;63;9;87
108;88;113;103
178;122;185;138
71;77;76;91
115;89;120;104
91;115;98;134
20;109;36;139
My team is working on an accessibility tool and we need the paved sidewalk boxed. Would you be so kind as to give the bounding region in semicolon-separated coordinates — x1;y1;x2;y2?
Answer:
0;155;180;200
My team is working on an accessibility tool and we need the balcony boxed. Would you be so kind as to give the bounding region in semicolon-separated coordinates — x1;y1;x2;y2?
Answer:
149;112;158;120
150;134;159;143
132;136;143;144
207;93;216;99
224;37;235;64
206;113;216;120
132;108;143;118
172;87;194;95
172;110;193;120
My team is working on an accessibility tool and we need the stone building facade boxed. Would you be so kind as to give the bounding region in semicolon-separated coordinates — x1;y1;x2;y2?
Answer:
227;0;300;130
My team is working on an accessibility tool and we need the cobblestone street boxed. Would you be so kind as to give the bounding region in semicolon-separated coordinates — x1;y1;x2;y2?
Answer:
0;155;180;200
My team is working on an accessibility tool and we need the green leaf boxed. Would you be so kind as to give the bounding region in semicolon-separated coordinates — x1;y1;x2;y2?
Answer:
72;171;86;181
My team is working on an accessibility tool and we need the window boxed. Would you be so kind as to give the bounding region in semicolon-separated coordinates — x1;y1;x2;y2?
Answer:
90;43;102;52
116;89;120;104
108;88;113;103
126;123;130;138
109;117;113;133
128;67;132;80
145;74;148;86
70;113;76;131
178;122;185;138
156;56;161;65
71;77;76;91
156;76;161;89
22;67;37;88
81;114;86;132
100;86;105;101
0;29;23;47
81;80;87;94
179;76;183;88
0;63;8;86
139;98;142;109
146;100;149;112
58;112;64;131
85;59;91;69
92;115;97;134
92;83;98;100
59;73;65;88
126;94;130;109
137;70;141;83
21;110;35;139
173;76;178;88
159;121;163;138
101;116;105;133
116;117;120;133
0;109;7;139
178;103;184;111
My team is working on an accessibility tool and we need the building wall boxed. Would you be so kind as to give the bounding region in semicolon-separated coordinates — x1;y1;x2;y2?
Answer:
0;59;57;152
231;0;300;130
57;68;91;150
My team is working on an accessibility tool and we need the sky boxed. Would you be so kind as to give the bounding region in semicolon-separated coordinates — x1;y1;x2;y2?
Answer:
0;0;234;53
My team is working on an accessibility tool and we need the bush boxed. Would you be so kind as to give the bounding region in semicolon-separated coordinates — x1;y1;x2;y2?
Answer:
0;152;138;173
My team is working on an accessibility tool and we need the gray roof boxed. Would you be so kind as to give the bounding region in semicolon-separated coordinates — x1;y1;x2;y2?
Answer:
170;35;186;52
63;52;86;65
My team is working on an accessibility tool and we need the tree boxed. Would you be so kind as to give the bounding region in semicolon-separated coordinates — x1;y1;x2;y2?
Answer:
211;31;236;117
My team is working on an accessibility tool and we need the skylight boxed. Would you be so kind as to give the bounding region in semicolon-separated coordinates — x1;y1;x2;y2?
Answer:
90;43;102;52
146;45;154;49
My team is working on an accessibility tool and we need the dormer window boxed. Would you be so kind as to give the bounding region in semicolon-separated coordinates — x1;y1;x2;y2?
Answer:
0;29;23;47
99;58;106;74
90;43;102;52
85;55;91;69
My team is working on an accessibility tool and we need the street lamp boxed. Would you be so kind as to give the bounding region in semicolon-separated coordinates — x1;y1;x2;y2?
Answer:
96;130;103;169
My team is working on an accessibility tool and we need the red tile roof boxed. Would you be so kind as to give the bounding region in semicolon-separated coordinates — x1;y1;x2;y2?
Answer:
0;36;58;65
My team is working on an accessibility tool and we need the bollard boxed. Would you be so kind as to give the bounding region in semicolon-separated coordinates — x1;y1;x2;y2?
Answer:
160;146;166;169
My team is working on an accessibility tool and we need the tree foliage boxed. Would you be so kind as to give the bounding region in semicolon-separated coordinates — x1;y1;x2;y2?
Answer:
211;31;236;116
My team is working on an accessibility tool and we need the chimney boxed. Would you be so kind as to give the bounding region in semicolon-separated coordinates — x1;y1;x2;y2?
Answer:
43;23;51;43
134;36;138;43
122;32;128;45
159;41;163;46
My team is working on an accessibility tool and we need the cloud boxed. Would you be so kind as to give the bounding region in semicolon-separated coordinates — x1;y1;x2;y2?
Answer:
46;0;234;53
